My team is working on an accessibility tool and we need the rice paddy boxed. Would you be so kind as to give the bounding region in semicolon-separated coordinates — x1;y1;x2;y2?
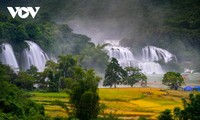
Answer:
30;88;194;119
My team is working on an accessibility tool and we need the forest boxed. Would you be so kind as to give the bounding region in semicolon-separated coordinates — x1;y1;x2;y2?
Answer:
1;0;200;71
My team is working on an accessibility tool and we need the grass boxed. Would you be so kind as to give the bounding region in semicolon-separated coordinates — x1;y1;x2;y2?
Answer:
29;88;194;119
31;92;69;98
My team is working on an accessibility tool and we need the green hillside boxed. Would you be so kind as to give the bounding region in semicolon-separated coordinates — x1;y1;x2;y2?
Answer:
1;0;200;71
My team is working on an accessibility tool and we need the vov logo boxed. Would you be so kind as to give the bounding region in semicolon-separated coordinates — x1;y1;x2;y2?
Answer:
7;7;40;19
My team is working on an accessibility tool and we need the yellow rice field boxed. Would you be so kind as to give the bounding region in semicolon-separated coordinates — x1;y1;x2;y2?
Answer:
30;87;194;119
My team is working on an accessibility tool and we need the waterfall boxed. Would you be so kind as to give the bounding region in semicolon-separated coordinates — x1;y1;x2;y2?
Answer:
21;41;49;72
104;40;177;74
106;46;134;61
142;46;177;63
136;62;163;74
0;43;19;72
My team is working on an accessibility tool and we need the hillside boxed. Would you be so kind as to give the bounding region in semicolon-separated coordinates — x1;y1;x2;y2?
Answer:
1;0;200;71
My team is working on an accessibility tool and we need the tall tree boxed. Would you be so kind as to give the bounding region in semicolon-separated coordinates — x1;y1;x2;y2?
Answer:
103;58;125;88
41;55;80;92
58;55;78;78
68;69;101;120
43;60;60;92
14;72;36;91
80;43;109;73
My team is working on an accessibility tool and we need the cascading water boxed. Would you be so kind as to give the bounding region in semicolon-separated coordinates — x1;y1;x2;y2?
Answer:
0;43;19;72
107;46;134;60
142;46;177;63
106;46;136;67
105;40;177;74
21;41;49;72
135;62;163;74
105;40;135;67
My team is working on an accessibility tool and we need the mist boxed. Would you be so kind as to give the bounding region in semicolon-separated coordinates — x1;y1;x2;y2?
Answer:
53;0;168;43
1;0;200;71
0;0;169;43
52;0;197;69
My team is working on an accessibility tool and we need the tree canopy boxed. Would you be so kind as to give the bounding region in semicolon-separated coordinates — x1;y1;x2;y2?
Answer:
162;72;184;90
0;63;47;119
124;67;147;87
103;58;125;88
68;69;101;120
158;94;200;120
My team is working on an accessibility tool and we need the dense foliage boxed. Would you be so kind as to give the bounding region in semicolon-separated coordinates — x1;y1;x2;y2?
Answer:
162;72;184;90
158;94;200;120
174;94;200;120
80;44;109;73
42;55;101;119
124;67;147;87
0;11;109;73
103;58;125;88
0;12;53;55
103;58;147;88
0;63;47;119
1;54;102;119
158;109;174;120
1;0;200;71
1;1;200;119
68;69;100;120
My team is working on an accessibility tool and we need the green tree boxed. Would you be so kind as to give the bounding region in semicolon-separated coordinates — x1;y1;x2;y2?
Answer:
26;65;40;85
0;63;46;119
173;94;200;120
159;94;200;120
68;69;101;120
158;109;173;120
43;60;60;92
103;58;126;88
0;63;17;84
41;55;80;92
14;72;36;91
59;77;74;89
0;81;47;119
26;65;38;76
80;43;109;73
162;72;184;90
58;55;78;78
25;23;41;39
124;67;147;87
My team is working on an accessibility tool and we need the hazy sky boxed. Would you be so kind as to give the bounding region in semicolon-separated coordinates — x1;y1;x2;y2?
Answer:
54;0;168;43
